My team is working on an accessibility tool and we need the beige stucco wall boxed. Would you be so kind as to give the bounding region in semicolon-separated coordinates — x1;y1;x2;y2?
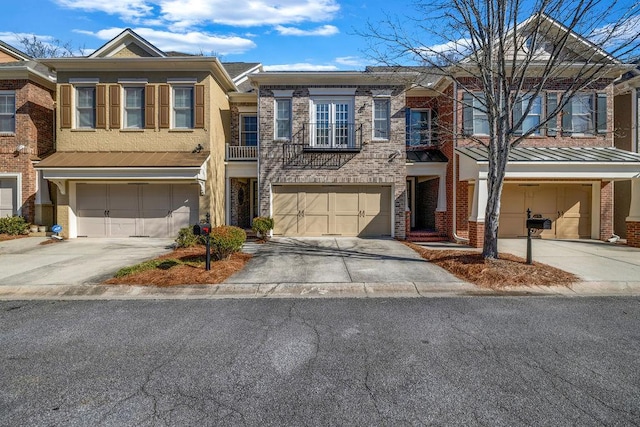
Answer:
0;51;20;63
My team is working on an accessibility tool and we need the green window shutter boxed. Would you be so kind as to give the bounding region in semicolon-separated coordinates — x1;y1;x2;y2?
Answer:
561;96;572;136
546;93;557;136
462;93;473;135
597;93;607;134
513;98;523;135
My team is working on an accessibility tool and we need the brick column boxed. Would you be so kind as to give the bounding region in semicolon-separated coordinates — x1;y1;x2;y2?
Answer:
468;221;484;248
405;210;411;239
626;179;640;248
628;222;640;248
599;181;613;240
435;211;446;236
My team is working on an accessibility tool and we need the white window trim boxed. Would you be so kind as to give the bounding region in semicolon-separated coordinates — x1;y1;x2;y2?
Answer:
309;96;355;148
407;108;433;146
308;88;356;96
372;97;391;141
0;90;16;135
472;97;489;136
171;85;195;129
122;86;145;129
274;98;291;141
516;94;543;136
75;85;97;129
239;113;258;146
569;93;595;137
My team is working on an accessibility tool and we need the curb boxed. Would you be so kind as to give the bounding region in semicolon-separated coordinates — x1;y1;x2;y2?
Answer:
1;281;639;300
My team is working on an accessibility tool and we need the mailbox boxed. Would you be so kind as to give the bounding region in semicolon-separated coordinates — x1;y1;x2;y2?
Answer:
193;223;211;236
526;218;552;230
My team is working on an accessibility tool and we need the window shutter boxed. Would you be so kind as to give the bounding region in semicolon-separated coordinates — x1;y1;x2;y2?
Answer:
596;93;607;134
159;84;170;129
109;85;120;129
546;93;557;136
145;85;156;129
512;98;523;135
194;84;205;129
405;107;411;145
96;85;107;129
462;93;473;135
561;96;572;136
431;109;438;145
60;84;72;129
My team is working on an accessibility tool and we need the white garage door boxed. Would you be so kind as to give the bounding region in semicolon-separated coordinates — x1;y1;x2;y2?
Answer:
0;179;17;218
272;185;391;237
500;184;591;238
76;183;198;237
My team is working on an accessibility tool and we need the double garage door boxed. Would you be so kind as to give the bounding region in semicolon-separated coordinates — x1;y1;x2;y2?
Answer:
273;185;391;237
499;183;592;238
76;183;198;238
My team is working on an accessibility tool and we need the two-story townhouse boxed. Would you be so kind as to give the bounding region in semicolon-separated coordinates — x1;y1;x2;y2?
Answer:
243;71;416;238
36;29;237;238
614;67;640;246
0;41;55;225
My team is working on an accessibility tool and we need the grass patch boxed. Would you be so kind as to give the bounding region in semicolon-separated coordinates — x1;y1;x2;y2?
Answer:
404;241;578;289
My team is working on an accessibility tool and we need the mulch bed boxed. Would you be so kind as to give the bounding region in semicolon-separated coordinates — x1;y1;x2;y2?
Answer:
104;246;252;286
0;234;29;242
404;241;578;289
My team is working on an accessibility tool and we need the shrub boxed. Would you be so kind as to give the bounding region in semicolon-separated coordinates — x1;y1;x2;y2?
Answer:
0;216;30;235
175;226;204;248
252;216;274;238
209;225;246;260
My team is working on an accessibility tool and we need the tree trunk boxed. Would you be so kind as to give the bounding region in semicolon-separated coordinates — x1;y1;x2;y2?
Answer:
483;126;509;259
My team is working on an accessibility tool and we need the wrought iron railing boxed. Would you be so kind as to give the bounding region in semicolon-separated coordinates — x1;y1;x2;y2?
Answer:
294;122;362;151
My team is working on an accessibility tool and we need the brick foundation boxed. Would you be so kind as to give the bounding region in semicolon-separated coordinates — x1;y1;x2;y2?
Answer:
627;221;640;248
435;211;446;235
468;221;485;248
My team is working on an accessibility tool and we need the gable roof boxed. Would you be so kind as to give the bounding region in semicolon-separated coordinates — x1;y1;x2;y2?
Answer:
89;28;166;58
0;40;31;62
222;62;262;92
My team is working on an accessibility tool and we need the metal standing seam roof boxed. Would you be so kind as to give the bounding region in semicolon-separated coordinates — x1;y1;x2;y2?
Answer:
35;151;210;168
456;146;640;163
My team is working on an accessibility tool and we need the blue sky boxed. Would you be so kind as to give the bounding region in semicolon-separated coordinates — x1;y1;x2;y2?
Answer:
0;0;404;70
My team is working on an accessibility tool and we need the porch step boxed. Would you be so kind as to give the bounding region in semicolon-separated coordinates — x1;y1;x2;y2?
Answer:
406;231;449;243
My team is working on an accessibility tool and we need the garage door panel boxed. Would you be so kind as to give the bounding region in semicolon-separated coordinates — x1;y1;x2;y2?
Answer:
0;179;17;217
77;184;107;210
108;214;137;237
335;215;359;236
108;185;139;210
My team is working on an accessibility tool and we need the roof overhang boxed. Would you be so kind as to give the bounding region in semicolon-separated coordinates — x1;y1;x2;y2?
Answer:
248;71;419;87
457;146;640;180
0;62;56;90
229;92;257;103
40;57;237;92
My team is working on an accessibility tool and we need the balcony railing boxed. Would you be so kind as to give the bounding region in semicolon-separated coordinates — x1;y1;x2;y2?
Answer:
295;122;363;152
226;144;257;161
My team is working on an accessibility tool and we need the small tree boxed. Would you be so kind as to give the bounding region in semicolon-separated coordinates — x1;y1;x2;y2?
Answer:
364;0;640;258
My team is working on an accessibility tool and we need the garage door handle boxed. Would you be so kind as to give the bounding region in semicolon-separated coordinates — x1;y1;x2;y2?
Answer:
104;210;110;217
167;210;172;217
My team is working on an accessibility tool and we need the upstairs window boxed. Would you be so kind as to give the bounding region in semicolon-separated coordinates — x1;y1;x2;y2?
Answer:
173;87;193;129
0;91;15;134
513;94;542;136
124;87;144;129
76;87;96;129
561;93;607;136
240;115;258;146
311;98;354;149
406;108;437;146
275;98;291;140
373;98;390;140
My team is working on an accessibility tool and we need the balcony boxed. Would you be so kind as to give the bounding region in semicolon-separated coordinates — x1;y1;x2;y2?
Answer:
282;123;362;169
226;144;257;161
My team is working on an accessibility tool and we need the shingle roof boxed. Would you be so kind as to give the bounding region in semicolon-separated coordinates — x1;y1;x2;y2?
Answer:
456;146;640;162
36;151;210;168
222;62;261;80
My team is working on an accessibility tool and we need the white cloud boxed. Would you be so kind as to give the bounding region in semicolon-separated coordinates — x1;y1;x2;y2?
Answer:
0;32;54;48
334;56;369;67
54;0;153;23
275;25;339;36
590;15;640;53
264;63;338;71
75;27;256;55
54;0;340;29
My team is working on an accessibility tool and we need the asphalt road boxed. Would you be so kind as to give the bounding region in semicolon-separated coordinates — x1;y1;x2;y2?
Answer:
1;297;639;426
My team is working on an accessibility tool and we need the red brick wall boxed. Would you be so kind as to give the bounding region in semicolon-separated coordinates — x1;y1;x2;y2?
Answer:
468;221;484;248
600;181;613;240
0;79;54;222
627;222;640;248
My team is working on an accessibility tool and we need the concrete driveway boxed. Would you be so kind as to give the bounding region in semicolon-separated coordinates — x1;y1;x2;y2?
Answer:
0;237;174;286
498;238;640;283
226;237;461;284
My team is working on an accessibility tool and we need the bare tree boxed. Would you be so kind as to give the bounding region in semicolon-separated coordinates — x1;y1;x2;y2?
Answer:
16;34;83;58
364;0;640;258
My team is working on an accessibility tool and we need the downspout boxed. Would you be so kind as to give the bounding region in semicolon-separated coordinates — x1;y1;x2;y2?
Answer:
452;79;469;243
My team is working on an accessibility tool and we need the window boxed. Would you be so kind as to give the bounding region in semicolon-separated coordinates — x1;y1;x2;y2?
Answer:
514;94;542;135
275;99;291;140
561;93;607;136
0;91;15;134
373;98;390;139
124;87;144;129
173;87;193;129
311;98;354;148
76;87;95;129
406;108;437;146
472;96;489;135
240;115;258;146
